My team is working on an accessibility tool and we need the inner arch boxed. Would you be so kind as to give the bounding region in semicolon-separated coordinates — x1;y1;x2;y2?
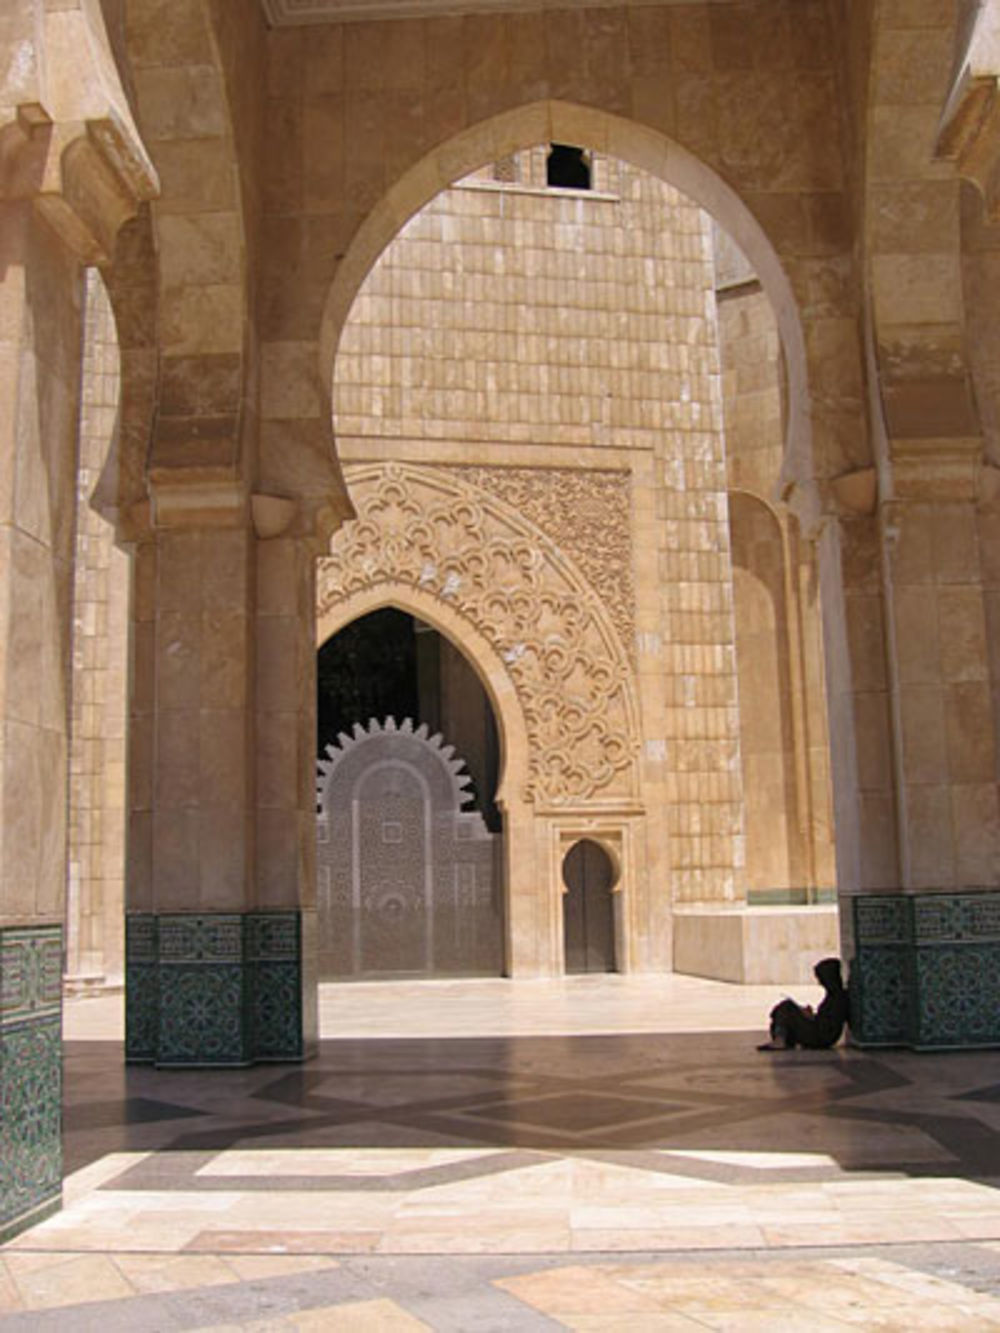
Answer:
319;100;812;503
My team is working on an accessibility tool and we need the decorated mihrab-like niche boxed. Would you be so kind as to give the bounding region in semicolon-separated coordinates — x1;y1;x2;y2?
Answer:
316;718;500;979
317;463;640;804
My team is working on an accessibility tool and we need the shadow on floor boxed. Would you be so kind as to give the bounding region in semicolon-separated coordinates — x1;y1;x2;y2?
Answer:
63;1031;1000;1187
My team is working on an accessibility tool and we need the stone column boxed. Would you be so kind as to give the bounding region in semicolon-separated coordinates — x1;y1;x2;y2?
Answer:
836;469;1000;1049
885;492;999;894
816;508;900;1019
254;533;319;1059
0;199;81;1239
0;0;157;1239
125;504;320;1066
125;511;256;1064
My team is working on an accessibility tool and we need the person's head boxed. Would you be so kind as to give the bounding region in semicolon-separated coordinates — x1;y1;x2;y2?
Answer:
813;957;843;991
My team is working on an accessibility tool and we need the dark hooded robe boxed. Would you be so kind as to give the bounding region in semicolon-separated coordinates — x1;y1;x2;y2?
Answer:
767;957;848;1050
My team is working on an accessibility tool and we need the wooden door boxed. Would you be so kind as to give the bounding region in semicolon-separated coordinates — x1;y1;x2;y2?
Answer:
562;839;616;973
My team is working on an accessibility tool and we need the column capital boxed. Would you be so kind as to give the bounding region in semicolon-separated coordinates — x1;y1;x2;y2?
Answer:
885;438;986;503
147;472;250;532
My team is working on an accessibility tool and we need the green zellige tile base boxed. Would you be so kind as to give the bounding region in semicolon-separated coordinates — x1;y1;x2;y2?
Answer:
0;925;62;1240
126;911;315;1067
850;891;1000;1050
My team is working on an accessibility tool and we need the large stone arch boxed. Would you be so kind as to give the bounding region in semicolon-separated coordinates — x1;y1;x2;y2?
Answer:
317;100;817;520
317;461;644;976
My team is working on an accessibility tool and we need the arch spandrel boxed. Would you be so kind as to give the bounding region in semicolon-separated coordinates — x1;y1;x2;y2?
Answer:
317;99;820;522
316;462;642;809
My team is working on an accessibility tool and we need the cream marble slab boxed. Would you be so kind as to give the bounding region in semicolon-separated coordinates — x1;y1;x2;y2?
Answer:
197;1147;495;1177
63;973;824;1041
13;1158;1000;1257
660;1148;837;1169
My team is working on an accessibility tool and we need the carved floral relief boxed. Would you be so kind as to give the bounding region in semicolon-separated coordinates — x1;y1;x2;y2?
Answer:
317;463;640;804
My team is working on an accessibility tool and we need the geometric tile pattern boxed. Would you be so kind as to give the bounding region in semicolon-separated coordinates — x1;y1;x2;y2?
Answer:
158;962;249;1067
247;912;306;1062
64;1029;1000;1183
915;945;1000;1048
0;926;62;1242
126;912;309;1068
5;1011;999;1325
851;891;1000;1050
124;915;157;1063
849;942;911;1046
26;1025;1000;1296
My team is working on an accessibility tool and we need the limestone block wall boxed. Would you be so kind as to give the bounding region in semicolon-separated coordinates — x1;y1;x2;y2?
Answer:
715;254;836;902
329;151;746;970
66;273;128;988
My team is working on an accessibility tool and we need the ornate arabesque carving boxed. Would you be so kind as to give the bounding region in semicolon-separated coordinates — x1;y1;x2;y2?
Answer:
449;466;635;660
317;463;640;804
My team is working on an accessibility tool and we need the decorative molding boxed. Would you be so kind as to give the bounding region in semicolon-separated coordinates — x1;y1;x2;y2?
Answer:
261;0;705;24
449;465;634;661
317;462;640;804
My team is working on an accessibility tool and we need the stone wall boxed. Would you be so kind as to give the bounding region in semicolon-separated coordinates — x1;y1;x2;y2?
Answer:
716;265;836;902
66;272;128;990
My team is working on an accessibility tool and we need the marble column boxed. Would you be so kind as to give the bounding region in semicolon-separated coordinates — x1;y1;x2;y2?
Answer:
840;484;1000;1049
0;200;81;1239
125;513;318;1066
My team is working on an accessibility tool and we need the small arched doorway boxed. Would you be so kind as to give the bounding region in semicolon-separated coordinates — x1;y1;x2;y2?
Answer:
562;839;617;974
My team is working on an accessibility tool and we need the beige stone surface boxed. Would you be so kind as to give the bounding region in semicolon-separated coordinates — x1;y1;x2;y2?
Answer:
2;0;999;1027
67;272;127;987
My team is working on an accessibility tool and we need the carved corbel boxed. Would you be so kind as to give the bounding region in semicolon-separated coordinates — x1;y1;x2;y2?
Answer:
251;493;298;540
828;467;878;516
1;103;157;263
937;74;1000;216
937;7;1000;219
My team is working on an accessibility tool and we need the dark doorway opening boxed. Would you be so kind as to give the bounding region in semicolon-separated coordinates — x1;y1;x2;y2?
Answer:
317;608;505;979
562;839;617;974
318;607;501;830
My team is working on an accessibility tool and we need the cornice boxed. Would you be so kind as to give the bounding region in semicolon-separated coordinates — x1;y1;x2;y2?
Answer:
261;0;727;25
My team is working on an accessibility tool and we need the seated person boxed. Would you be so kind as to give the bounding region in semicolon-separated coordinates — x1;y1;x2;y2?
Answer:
758;956;848;1051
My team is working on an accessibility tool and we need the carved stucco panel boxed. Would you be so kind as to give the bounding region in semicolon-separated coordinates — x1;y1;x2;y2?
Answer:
317;463;641;805
449;466;635;661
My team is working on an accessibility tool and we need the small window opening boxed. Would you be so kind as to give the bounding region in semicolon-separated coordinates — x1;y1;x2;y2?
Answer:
546;143;591;190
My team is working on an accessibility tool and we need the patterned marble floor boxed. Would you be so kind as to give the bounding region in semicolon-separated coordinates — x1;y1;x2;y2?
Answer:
4;977;1000;1328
